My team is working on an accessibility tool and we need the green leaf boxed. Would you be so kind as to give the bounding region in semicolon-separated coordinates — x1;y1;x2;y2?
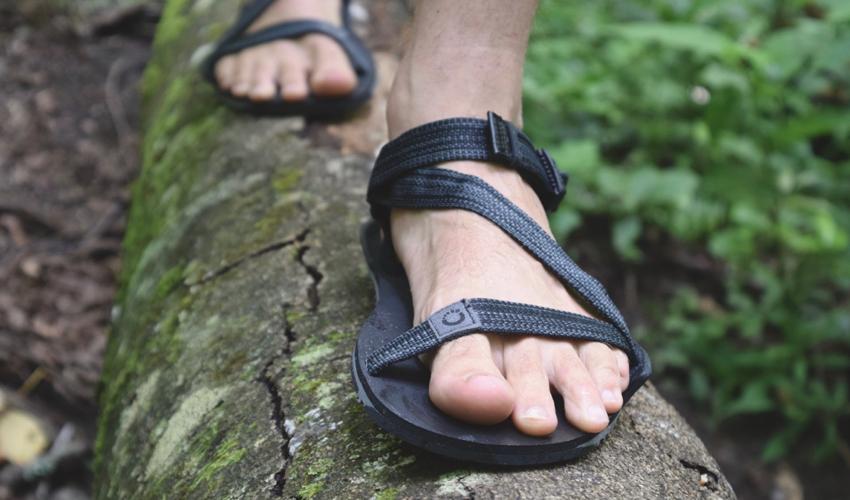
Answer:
550;208;582;240
610;22;761;63
721;383;775;418
551;140;600;177
612;216;642;261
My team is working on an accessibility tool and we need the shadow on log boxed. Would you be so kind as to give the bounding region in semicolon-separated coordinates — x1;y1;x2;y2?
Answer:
93;0;736;498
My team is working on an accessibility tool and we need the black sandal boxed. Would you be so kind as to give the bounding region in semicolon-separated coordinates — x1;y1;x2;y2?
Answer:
201;0;375;119
352;112;652;465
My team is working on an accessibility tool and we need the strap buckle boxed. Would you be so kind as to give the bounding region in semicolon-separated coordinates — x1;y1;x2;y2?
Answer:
487;111;519;165
487;111;567;212
537;148;568;211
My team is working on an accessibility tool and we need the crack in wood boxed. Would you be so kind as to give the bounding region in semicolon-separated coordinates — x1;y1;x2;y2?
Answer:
196;229;310;285
257;355;290;497
678;458;719;491
254;227;324;497
294;242;323;312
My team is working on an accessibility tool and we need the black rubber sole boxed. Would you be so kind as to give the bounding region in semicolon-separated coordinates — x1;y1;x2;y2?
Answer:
351;220;652;466
210;90;371;120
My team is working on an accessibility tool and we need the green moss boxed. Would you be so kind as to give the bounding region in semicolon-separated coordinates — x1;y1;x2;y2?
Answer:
190;435;246;490
291;373;322;395
375;487;400;500
153;0;191;48
122;108;227;283
272;168;303;193
326;329;352;343
307;457;333;477
253;198;300;241
155;265;184;300
286;309;307;324
291;344;335;368
298;482;323;499
182;260;205;285
141;63;165;109
146;385;232;479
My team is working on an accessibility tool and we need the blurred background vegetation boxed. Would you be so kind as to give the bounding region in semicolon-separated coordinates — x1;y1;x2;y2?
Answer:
525;0;849;465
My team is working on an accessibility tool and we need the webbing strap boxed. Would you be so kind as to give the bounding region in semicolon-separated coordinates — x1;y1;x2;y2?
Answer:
365;113;637;375
367;299;630;375
369;168;638;355
369;112;567;212
214;21;371;74
202;0;370;83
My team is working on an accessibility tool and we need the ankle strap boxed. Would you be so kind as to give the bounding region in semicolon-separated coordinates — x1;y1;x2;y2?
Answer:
368;112;567;212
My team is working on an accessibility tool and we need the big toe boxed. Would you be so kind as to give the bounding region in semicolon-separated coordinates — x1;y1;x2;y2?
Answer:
428;334;514;425
305;34;358;97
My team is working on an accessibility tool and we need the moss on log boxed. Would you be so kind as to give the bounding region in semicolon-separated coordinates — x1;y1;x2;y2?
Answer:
93;1;736;498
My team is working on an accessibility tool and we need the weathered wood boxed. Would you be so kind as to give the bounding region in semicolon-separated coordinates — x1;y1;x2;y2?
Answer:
93;1;736;498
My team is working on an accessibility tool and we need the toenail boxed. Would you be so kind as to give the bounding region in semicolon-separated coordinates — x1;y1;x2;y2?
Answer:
521;406;548;421
601;390;621;405
585;405;609;425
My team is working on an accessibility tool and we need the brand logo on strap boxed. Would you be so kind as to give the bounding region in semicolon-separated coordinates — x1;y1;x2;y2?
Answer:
430;301;481;340
441;308;466;326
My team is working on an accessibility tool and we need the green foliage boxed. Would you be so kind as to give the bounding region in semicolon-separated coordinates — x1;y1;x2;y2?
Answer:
526;0;850;461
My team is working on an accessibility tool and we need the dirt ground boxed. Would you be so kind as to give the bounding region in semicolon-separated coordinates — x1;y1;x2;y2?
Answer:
0;3;153;498
0;2;842;499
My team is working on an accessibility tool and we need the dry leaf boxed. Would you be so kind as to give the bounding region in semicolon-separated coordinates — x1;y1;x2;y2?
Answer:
0;409;49;465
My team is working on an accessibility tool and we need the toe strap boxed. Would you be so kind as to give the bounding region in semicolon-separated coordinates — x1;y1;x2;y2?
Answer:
208;20;372;76
201;0;375;103
366;298;632;375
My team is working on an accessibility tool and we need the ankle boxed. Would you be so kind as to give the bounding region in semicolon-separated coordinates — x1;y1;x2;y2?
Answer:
261;0;341;26
386;48;524;138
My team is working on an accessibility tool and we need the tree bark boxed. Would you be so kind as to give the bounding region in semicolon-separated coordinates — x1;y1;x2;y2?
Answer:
93;1;736;498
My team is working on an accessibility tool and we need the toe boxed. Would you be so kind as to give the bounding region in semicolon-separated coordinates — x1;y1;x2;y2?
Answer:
578;342;623;413
248;47;279;101
230;52;256;97
550;344;610;433
504;338;557;436
429;333;514;425
303;34;358;97
275;41;310;101
615;349;630;391
215;55;237;90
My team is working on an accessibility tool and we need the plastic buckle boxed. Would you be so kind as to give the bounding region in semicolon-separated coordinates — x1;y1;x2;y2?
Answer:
537;148;568;211
487;111;519;166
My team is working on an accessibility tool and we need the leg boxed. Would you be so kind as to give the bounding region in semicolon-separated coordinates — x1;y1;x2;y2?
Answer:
214;0;358;102
386;0;630;436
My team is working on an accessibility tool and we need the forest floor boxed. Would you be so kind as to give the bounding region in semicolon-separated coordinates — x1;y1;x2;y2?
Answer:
0;3;154;498
0;2;840;499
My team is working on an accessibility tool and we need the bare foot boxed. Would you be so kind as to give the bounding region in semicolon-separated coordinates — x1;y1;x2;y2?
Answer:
386;37;630;437
214;0;357;102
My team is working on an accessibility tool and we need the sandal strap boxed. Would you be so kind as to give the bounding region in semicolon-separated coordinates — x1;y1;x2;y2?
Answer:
367;298;631;375
218;0;278;44
213;20;371;73
202;0;372;84
369;167;635;348
217;0;351;45
369;112;567;212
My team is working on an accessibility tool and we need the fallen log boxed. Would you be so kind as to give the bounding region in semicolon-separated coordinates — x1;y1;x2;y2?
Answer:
93;1;736;498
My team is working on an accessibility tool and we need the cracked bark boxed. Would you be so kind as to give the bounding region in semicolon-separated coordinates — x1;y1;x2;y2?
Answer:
678;458;721;491
294;241;323;312
93;1;736;498
195;230;308;285
258;355;290;497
